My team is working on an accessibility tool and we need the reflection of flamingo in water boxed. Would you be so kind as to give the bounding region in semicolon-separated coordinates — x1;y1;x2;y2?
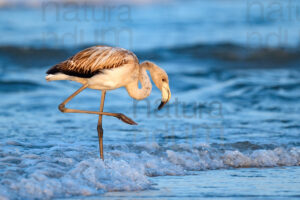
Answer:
45;46;171;160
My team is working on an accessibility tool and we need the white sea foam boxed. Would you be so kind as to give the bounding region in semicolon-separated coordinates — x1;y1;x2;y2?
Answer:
1;142;300;199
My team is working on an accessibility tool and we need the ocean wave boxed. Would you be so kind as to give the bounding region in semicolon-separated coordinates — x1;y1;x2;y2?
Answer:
137;43;300;67
0;45;74;68
0;80;43;92
1;142;299;199
1;43;300;68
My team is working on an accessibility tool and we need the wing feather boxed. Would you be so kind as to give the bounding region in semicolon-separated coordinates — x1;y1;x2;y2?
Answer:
46;46;138;78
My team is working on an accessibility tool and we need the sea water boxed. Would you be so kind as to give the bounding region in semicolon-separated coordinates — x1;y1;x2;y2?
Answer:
0;0;300;199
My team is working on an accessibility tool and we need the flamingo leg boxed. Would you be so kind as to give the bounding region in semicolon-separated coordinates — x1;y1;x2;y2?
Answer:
58;84;137;125
97;90;106;160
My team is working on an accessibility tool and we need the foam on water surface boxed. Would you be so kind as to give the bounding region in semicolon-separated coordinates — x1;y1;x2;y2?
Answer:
1;141;300;199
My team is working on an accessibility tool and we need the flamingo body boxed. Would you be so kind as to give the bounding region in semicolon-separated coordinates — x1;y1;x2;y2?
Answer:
46;46;139;90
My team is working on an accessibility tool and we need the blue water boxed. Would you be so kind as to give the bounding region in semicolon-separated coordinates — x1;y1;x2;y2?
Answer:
0;0;300;199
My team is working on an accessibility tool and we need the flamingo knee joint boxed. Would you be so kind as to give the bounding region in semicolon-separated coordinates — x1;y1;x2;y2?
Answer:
58;104;66;112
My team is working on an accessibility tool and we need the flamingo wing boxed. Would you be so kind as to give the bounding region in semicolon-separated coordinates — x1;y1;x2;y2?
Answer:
46;46;138;78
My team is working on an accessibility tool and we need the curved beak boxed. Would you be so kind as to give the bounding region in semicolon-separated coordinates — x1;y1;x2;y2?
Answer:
158;83;171;110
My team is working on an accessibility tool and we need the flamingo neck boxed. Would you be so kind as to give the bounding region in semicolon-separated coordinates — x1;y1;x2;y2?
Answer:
126;62;152;100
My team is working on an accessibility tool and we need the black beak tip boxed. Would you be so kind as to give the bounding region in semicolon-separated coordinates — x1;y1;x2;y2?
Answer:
158;101;166;110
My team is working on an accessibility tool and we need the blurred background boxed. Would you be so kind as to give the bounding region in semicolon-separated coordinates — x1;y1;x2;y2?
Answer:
0;0;300;199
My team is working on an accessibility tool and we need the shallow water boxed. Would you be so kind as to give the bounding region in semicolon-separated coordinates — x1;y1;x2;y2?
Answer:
99;167;300;200
1;0;300;199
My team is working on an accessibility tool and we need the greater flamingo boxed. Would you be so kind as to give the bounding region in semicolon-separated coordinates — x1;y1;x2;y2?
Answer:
46;46;171;160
